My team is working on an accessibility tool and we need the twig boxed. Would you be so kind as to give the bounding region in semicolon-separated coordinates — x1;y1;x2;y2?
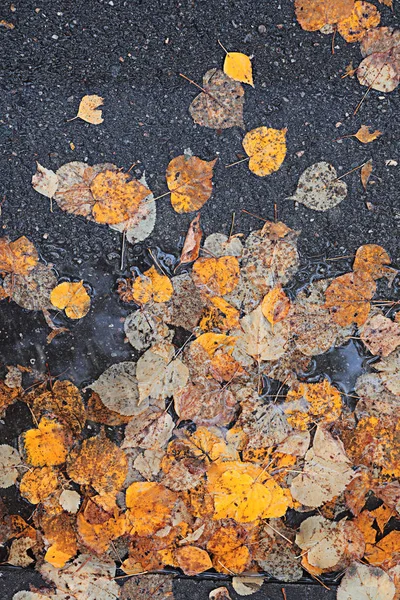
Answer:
241;209;268;221
225;156;250;168
282;588;287;600
333;161;368;183
179;73;225;108
228;212;236;241
217;39;229;55
120;230;126;271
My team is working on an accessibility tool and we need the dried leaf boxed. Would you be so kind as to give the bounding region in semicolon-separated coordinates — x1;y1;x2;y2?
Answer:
375;348;400;395
88;361;145;416
8;537;36;567
189;68;245;129
357;49;400;93
239;305;289;361
360;313;400;356
337;562;396;600
224;52;254;86
59;489;81;514
178;213;202;265
210;588;232;600
295;0;355;30
174;545;212;575
31;162;58;198
0;445;20;488
19;466;59;504
3;264;57;311
120;574;174;600
232;577;264;596
290;162;348;211
126;482;176;535
361;159;373;191
353;244;392;280
242;127;287;177
166;154;217;213
354;125;383;143
50;280;90;319
204;233;243;258
76;94;104;124
23;417;69;467
338;2;381;43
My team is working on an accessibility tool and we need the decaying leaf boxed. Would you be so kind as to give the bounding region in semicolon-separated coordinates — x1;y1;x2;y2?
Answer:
360;313;400;356
174;546;213;575
193;255;240;296
353;244;393;280
3;264;57;311
189;68;245;129
232;577;264;596
111;174;156;244
357;27;400;92
224;51;254;86
23;417;69;467
120;574;174;600
337;562;396;600
0;236;39;276
338;2;381;43
284;380;343;429
353;125;383;143
50;280;90;319
261;285;290;327
88;361;145;416
126;481;176;535
361;159;373;191
375;348;400;395
75;94;104;124
210;588;232;600
19;466;59;504
0;445;20;488
238;305;289;361
31;162;58;198
289;162;347;211
324;272;376;327
295;0;354;31
178;213;202;265
242;127;287;177
166;154;217;213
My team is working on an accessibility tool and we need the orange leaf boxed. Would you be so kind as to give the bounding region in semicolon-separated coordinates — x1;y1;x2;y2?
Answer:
50;280;91;319
192;256;240;296
173;546;212;575
130;265;173;305
361;159;373;191
354;125;382;143
261;285;290;327
338;2;381;43
19;466;59;504
353;244;392;280
324;271;376;326
125;482;177;535
295;0;354;31
166;155;217;213
90;170;150;224
0;236;38;276
23;417;69;467
178;213;203;265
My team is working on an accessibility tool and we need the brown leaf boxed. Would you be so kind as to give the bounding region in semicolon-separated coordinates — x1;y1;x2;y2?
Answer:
178;213;203;265
361;159;373;191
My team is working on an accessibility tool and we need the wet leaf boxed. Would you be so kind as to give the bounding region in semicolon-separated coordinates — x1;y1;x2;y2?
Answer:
337;562;396;600
232;577;264;596
0;236;39;276
90;169;151;224
189;68;245;129
284;380;343;429
224;51;254;86
67;431;128;494
3;264;57;311
207;525;250;574
261;285;290;327
23;417;69;467
76;94;104;124
204;233;243;258
126;481;176;535
295;0;354;31
0;445;20;488
239;305;289;361
338;2;381;43
88;361;145;416
111;173;156;244
120;574;174;600
50;280;90;319
324;271;376;327
31;162;58;198
31;380;86;435
128;265;173;305
166;154;217;213
174;545;212;575
289;162;348;211
124;308;172;351
353;244;392;280
178;213;202;265
192;256;240;296
375;348;400;395
8;537;36;567
242;127;287;177
19;466;59;504
360;313;400;356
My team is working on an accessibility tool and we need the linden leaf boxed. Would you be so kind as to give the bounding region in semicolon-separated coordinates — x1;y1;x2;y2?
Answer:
239;305;289;361
295;0;355;31
261;285;290;327
242;127;287;177
166;154;217;213
353;244;392;280
50;280;90;319
289;162;347;211
90;170;151;224
223;51;254;86
31;162;58;198
0;236;39;276
174;546;212;575
337;562;396;600
76;94;104;124
77;512;126;555
67;431;128;495
338;1;381;43
0;445;20;488
324;272;376;327
189;68;245;129
19;466;59;504
125;482;177;535
23;417;69;467
284;380;343;430
129;265;173;305
192;256;240;296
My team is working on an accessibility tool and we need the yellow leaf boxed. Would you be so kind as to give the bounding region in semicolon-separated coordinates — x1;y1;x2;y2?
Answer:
224;52;254;86
42;513;77;568
192;256;240;296
166;155;217;213
324;271;376;326
90;170;150;224
31;380;86;435
200;296;240;332
125;482;177;535
77;513;126;554
76;94;104;124
173;546;212;575
19;466;59;504
130;265;173;305
23;417;69;467
284;380;343;429
0;236;38;276
261;285;290;326
353;244;391;280
295;0;355;31
354;124;383;143
50;280;91;319
242;127;287;177
337;1;381;42
192;332;237;358
207;526;251;574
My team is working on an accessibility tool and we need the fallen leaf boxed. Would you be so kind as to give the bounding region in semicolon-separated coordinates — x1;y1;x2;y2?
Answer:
23;417;69;467
129;265;173;305
224;51;254;86
204;232;243;257
124;307;172;351
90;169;151;224
76;94;104;124
19;466;59;504
50;280;90;319
110;174;156;244
67;431;128;495
284;380;343;430
375;348;400;395
31;379;86;435
361;159;373;191
126;482;176;535
166;154;217;213
31;163;58;198
189;68;245;129
8;537;36;567
174;378;237;426
88;361;146;416
242;127;287;177
207;525;250;573
295;0;354;31
0;445;20;488
360;313;400;356
174;545;212;575
338;2;381;43
120;574;174;600
238;305;289;361
193;256;240;296
261;285;290;327
59;489;81;514
0;236;38;276
290;426;354;507
337;562;396;600
178;213;202;265
353;244;392;280
0;20;15;29
3;264;57;311
210;588;232;600
324;271;376;327
289;162;348;211
357;30;400;92
354;125;383;143
232;577;264;596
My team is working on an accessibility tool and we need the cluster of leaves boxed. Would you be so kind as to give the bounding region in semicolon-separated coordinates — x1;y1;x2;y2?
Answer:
1;217;400;600
295;0;400;92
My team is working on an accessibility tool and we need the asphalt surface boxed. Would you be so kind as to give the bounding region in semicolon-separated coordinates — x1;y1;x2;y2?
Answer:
1;0;399;598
